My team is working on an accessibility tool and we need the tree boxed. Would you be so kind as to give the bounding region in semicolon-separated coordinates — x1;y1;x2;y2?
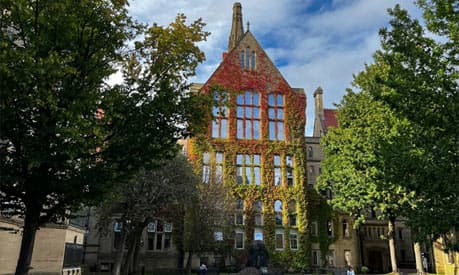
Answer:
0;0;209;273
356;2;458;249
317;90;416;272
97;155;198;275
182;173;235;275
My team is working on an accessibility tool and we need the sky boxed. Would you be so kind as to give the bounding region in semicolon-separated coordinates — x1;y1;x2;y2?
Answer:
123;0;424;135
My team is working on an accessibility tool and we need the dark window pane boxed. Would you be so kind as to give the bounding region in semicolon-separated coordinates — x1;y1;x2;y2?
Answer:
164;233;172;250
276;234;284;249
156;234;163;250
240;52;244;69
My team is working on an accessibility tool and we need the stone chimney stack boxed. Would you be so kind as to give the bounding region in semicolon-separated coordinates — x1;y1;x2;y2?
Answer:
314;86;324;118
228;2;244;51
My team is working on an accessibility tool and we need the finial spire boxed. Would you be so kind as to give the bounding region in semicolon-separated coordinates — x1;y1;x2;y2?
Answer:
228;2;244;51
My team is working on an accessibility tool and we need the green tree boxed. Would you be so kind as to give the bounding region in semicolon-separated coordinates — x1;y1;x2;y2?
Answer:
0;1;209;274
97;155;198;275
358;2;458;249
317;90;416;272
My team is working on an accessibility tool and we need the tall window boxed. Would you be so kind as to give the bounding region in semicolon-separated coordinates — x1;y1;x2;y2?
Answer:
342;220;350;238
274;200;283;226
216;152;223;181
235;232;244;249
308;146;313;158
268;93;284;141
237;91;260;139
235;199;244;225
240;48;256;70
273;155;295;186
202;152;224;184
290;233;298;250
147;220;172;251
236;154;261;185
212;91;228;138
288;200;297;227
275;232;284;250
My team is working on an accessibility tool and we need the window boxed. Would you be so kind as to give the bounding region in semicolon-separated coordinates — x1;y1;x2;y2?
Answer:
147;220;172;251
327;250;335;266
327;220;334;237
268;93;284;141
274;155;282;186
236;154;261;185
398;228;403;240
202;152;210;183
312;250;320;266
235;213;244;225
290;233;298;250
216;152;224;181
275;200;283;226
214;231;223;241
212;91;228;138
308;146;313;158
286;155;294;186
202;152;224;184
288;200;297;227
236;199;244;210
344;250;352;266
113;222;122;250
342;220;350;238
235;232;244;249
255;214;263;226
311;221;318;236
275;233;284;249
273;155;295;186
237;91;260;139
241;48;256;69
254;229;263;241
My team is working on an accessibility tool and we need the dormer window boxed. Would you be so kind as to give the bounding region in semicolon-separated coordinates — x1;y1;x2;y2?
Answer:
240;47;256;70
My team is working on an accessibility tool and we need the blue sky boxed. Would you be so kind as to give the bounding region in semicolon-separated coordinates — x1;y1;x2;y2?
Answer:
122;0;424;135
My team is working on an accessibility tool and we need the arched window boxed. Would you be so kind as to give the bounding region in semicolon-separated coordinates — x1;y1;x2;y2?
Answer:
274;200;283;225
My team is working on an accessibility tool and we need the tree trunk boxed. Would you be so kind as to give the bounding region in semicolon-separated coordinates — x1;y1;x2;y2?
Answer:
132;234;142;274
15;207;40;275
124;231;140;275
414;242;425;275
388;217;398;273
113;227;128;275
185;251;193;275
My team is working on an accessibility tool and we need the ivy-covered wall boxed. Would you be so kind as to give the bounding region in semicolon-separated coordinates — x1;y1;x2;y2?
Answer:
187;31;338;271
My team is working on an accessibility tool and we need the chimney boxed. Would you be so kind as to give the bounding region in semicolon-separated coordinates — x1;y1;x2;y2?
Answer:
313;86;324;118
228;2;244;51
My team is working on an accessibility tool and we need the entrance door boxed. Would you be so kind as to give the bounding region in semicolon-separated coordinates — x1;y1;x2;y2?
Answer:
368;250;383;273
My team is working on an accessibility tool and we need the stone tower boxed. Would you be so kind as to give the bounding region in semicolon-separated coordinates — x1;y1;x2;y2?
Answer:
228;2;244;51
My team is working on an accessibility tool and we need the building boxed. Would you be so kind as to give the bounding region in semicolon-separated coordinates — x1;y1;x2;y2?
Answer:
185;2;359;272
0;215;85;275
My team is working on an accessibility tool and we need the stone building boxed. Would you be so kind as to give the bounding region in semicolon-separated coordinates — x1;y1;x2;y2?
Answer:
0;215;85;275
185;2;359;272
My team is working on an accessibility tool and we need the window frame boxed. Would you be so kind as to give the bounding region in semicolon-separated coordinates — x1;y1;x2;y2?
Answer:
268;93;285;141
236;91;260;140
211;91;228;139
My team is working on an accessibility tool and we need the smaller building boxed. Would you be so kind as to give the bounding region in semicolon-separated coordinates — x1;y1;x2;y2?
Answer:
0;216;85;275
